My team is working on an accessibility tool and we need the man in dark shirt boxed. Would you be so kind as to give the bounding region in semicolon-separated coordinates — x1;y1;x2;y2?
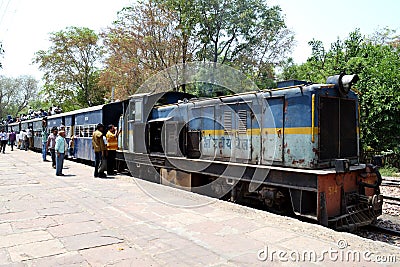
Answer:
46;127;58;169
92;123;107;178
8;130;16;151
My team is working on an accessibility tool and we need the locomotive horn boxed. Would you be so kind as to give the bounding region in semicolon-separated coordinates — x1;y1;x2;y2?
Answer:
326;73;359;95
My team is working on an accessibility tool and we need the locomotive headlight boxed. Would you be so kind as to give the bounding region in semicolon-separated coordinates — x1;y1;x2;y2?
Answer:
326;73;359;96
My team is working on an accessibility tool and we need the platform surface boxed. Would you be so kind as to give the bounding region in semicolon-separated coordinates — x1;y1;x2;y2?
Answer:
0;149;399;266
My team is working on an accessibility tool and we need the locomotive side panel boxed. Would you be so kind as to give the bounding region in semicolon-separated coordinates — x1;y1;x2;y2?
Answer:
281;92;318;168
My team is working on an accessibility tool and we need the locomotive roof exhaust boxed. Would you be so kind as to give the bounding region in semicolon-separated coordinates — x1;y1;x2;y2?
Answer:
326;73;359;96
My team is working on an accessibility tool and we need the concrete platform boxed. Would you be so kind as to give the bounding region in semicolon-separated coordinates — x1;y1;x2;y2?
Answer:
0;149;399;266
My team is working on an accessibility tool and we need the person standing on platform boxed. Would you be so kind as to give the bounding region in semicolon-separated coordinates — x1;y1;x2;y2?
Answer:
0;130;7;154
27;128;33;149
55;130;67;176
8;130;16;151
92;123;107;178
41;118;49;161
106;124;121;175
69;136;75;158
47;127;58;169
22;130;29;151
16;131;21;149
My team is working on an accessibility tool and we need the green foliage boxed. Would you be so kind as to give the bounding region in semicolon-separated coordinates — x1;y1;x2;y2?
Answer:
280;29;400;151
0;76;38;120
379;166;400;177
193;0;294;88
33;27;106;111
26;98;51;113
102;0;293;97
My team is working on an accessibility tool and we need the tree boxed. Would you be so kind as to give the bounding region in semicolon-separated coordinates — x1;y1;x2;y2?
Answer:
280;29;400;151
156;0;201;93
0;75;38;120
101;0;294;99
195;0;294;87
33;27;106;110
100;2;193;99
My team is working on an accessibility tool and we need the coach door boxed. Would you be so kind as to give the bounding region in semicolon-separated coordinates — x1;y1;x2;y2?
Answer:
128;98;147;153
262;97;284;164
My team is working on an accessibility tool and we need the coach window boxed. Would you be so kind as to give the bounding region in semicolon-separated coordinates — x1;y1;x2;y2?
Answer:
89;125;95;136
66;126;71;137
75;126;81;137
82;126;88;137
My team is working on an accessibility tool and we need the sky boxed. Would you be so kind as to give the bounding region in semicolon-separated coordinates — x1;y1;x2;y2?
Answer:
269;0;400;63
0;0;132;79
0;0;399;80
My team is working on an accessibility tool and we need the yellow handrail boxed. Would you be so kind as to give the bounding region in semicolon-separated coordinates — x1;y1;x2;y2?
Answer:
311;94;315;143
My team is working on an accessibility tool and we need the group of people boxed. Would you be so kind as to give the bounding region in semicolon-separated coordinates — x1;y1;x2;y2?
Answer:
0;128;33;153
40;118;120;178
92;123;121;178
1;117;121;178
1;106;63;125
42;118;78;176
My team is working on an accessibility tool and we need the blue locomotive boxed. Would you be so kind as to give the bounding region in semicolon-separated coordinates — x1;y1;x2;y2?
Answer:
118;74;383;231
2;73;382;231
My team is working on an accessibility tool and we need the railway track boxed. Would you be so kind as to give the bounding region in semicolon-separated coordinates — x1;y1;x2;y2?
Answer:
365;224;400;238
381;177;400;206
381;178;400;187
383;195;400;206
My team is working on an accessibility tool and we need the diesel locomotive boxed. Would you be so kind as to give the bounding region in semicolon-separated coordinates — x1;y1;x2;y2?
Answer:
118;73;383;231
2;73;383;231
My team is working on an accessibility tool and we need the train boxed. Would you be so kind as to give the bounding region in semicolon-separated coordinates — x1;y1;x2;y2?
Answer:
4;102;125;161
1;73;383;231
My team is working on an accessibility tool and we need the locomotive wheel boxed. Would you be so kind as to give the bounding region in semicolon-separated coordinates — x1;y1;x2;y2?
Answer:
261;188;293;215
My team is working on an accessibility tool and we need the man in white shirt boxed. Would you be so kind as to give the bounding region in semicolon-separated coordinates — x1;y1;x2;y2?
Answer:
0;130;7;154
46;127;58;168
22;130;28;151
26;128;33;149
16;131;21;149
19;130;25;150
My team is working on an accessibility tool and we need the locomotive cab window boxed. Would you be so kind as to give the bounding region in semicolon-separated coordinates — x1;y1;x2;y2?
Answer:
135;100;142;122
129;101;135;121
